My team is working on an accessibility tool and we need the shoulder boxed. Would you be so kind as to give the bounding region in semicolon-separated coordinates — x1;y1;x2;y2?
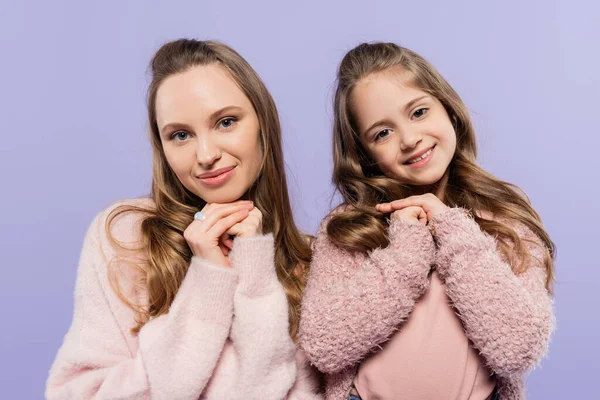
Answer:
83;197;156;267
318;203;352;228
475;209;549;269
476;210;539;243
72;198;155;309
327;203;351;217
91;197;155;243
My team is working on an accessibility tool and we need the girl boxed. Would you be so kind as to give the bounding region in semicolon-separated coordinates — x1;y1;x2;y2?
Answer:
299;42;555;400
46;39;321;399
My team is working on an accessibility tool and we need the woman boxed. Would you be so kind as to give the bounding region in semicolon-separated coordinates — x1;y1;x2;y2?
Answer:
47;39;322;400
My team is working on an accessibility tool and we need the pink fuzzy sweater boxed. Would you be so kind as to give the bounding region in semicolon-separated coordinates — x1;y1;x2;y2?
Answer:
299;207;554;400
46;199;322;400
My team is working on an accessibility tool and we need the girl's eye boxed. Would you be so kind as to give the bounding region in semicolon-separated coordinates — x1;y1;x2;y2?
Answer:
375;128;392;141
412;107;429;119
219;117;236;129
172;131;190;141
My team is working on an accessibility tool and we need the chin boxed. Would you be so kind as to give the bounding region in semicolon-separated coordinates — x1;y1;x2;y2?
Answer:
417;176;444;186
196;187;250;204
402;171;446;187
199;193;242;204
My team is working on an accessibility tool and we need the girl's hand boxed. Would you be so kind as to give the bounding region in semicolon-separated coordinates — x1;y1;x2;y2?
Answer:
391;206;428;226
184;201;254;267
377;193;448;222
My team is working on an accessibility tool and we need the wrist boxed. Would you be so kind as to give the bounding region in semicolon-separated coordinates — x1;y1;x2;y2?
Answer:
428;207;474;238
198;249;230;268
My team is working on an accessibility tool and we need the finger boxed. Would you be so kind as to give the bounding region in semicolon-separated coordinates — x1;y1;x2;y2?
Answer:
375;203;393;213
219;231;228;243
248;207;262;217
379;200;414;213
223;236;234;250
218;242;230;256
193;203;253;232
391;197;428;211
418;208;428;225
403;205;424;216
186;206;249;244
226;214;258;237
208;209;250;239
201;200;253;215
380;196;426;212
247;208;263;227
218;232;232;249
226;208;263;237
227;222;244;237
219;231;234;250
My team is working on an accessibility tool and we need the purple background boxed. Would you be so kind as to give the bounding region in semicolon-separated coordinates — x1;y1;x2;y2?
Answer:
1;0;598;398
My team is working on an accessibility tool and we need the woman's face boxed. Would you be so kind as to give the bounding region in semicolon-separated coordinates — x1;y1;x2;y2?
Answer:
155;64;263;203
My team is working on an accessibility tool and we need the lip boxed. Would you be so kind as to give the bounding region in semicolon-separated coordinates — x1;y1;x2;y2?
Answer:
198;166;236;186
404;145;435;167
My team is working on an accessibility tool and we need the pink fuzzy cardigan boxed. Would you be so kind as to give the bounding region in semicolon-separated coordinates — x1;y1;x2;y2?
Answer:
299;207;554;400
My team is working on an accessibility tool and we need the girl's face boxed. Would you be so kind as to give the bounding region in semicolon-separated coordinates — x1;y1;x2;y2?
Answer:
155;64;263;204
351;68;457;187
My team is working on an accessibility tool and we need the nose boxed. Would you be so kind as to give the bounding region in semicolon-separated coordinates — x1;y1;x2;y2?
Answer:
196;134;222;167
399;126;422;151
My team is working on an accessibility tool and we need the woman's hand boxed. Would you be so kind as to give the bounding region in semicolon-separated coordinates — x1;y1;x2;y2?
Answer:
184;201;254;267
227;207;263;238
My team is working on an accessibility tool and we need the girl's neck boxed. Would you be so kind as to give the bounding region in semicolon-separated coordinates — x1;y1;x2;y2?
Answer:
410;170;449;203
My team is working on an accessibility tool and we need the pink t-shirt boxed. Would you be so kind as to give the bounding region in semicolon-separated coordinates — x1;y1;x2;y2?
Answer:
354;271;496;400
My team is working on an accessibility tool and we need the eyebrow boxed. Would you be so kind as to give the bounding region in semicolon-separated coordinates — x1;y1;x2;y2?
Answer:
362;95;430;137
160;105;244;135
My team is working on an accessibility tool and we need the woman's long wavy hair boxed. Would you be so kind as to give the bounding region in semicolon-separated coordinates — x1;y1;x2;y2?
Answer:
106;39;311;338
329;42;555;290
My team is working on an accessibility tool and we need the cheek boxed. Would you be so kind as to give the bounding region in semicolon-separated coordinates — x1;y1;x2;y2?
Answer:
373;146;398;171
238;126;262;168
163;148;178;170
246;137;263;173
440;118;456;140
443;127;457;153
163;146;190;176
450;135;457;154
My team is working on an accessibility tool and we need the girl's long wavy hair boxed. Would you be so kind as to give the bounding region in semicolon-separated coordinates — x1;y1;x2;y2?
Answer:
106;39;311;338
329;42;555;290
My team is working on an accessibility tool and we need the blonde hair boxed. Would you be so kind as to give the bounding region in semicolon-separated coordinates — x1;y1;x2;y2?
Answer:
107;39;311;338
329;42;555;290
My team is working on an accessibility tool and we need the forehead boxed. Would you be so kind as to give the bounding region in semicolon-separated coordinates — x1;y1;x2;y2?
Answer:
353;69;426;109
350;69;429;130
155;64;251;125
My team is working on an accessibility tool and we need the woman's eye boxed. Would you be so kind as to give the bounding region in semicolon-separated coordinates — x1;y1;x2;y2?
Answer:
412;108;429;119
219;117;236;129
375;128;391;141
172;131;189;141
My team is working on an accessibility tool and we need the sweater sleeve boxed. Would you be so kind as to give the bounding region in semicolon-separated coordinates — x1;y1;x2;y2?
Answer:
299;211;436;374
227;234;296;397
46;210;238;400
286;350;325;400
227;234;323;399
432;207;555;377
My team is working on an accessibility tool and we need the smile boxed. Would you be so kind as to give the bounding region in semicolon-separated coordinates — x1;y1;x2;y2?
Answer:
198;166;236;187
405;146;435;166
